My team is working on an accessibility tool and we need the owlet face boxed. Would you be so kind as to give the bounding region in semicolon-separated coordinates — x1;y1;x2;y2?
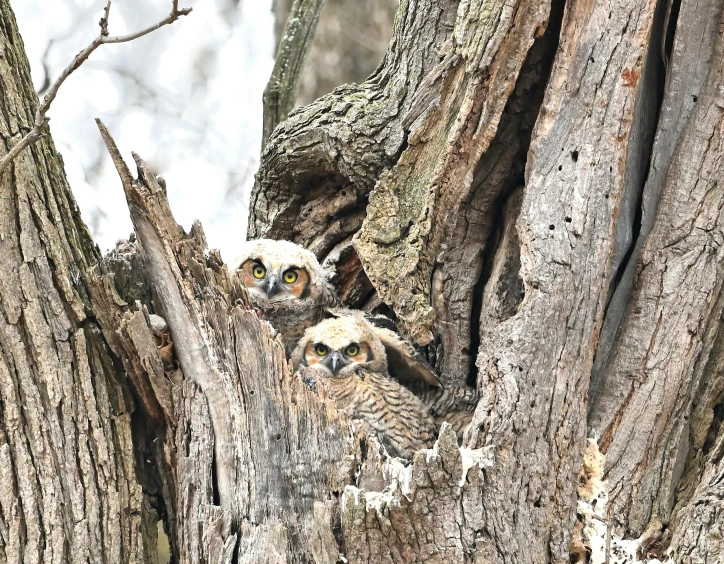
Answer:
233;239;322;306
238;257;311;305
297;317;386;377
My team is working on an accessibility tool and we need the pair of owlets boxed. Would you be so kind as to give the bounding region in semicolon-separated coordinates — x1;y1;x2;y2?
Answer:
232;239;477;459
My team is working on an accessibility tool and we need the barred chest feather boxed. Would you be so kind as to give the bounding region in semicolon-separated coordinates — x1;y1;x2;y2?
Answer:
256;299;324;354
324;370;436;459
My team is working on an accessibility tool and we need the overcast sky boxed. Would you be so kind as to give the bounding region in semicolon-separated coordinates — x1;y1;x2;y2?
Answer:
14;0;274;261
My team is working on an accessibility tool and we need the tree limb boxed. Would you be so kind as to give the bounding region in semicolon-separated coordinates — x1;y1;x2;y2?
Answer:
0;0;191;178
261;0;328;150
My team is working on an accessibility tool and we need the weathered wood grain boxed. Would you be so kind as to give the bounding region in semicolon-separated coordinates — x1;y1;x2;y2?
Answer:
588;0;724;536
97;126;359;560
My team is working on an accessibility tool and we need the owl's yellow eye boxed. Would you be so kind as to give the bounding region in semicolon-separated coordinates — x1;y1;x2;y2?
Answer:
345;344;360;357
283;269;298;284
314;343;329;356
252;264;266;279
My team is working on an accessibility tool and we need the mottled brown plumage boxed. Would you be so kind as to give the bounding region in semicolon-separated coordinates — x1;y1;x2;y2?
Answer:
416;385;480;438
292;316;436;458
326;308;441;390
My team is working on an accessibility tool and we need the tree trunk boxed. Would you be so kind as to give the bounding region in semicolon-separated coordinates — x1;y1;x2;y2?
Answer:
253;0;724;561
0;2;155;562
4;0;724;563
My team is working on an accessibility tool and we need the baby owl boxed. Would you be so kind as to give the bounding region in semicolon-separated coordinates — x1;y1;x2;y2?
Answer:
292;315;437;459
232;239;337;353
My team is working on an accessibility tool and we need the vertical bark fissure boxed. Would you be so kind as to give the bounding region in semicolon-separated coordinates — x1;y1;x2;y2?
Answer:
355;0;556;344
588;0;680;410
585;0;724;535
437;0;564;387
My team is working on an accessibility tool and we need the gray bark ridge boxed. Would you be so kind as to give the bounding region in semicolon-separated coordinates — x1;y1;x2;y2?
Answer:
588;0;724;537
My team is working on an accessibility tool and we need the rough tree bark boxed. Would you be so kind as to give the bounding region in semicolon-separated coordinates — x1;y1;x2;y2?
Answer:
252;0;724;562
4;0;724;563
0;1;155;561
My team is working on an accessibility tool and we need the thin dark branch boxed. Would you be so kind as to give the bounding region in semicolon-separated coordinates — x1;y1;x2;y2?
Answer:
261;0;328;150
0;0;192;178
100;1;111;36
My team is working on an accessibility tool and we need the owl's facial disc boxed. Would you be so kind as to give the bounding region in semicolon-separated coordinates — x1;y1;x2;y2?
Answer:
305;340;371;376
239;259;310;305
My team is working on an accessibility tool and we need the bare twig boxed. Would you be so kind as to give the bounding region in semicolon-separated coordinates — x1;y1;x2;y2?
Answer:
261;0;328;150
0;0;192;178
605;520;611;564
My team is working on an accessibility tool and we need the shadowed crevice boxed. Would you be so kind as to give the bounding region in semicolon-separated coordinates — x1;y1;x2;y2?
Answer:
434;0;564;387
589;0;685;417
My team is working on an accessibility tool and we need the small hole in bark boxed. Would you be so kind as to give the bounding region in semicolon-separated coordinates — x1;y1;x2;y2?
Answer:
590;56;595;63
519;366;523;372
211;450;220;506
609;166;613;172
571;150;579;162
692;95;698;102
558;165;563;171
605;194;609;200
249;390;255;395
549;224;555;230
703;401;724;455
275;433;282;441
534;496;543;508
565;217;572;223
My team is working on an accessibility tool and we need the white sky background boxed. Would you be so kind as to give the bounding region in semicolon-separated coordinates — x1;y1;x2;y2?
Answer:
13;0;274;262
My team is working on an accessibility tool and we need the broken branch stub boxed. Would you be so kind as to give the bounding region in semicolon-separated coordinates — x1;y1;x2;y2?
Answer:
96;119;354;560
262;0;329;150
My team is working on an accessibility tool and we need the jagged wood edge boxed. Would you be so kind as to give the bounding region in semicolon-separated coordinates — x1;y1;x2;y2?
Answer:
95;119;356;561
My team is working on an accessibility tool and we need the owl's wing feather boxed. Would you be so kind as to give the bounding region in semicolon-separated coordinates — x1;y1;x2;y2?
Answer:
325;307;443;389
372;325;443;389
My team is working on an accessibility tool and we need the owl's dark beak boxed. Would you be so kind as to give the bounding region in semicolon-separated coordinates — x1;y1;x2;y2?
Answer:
264;274;281;297
322;351;348;374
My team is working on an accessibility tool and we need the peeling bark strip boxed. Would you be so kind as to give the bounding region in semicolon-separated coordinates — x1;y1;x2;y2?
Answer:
97;122;355;560
0;1;153;562
589;2;724;537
